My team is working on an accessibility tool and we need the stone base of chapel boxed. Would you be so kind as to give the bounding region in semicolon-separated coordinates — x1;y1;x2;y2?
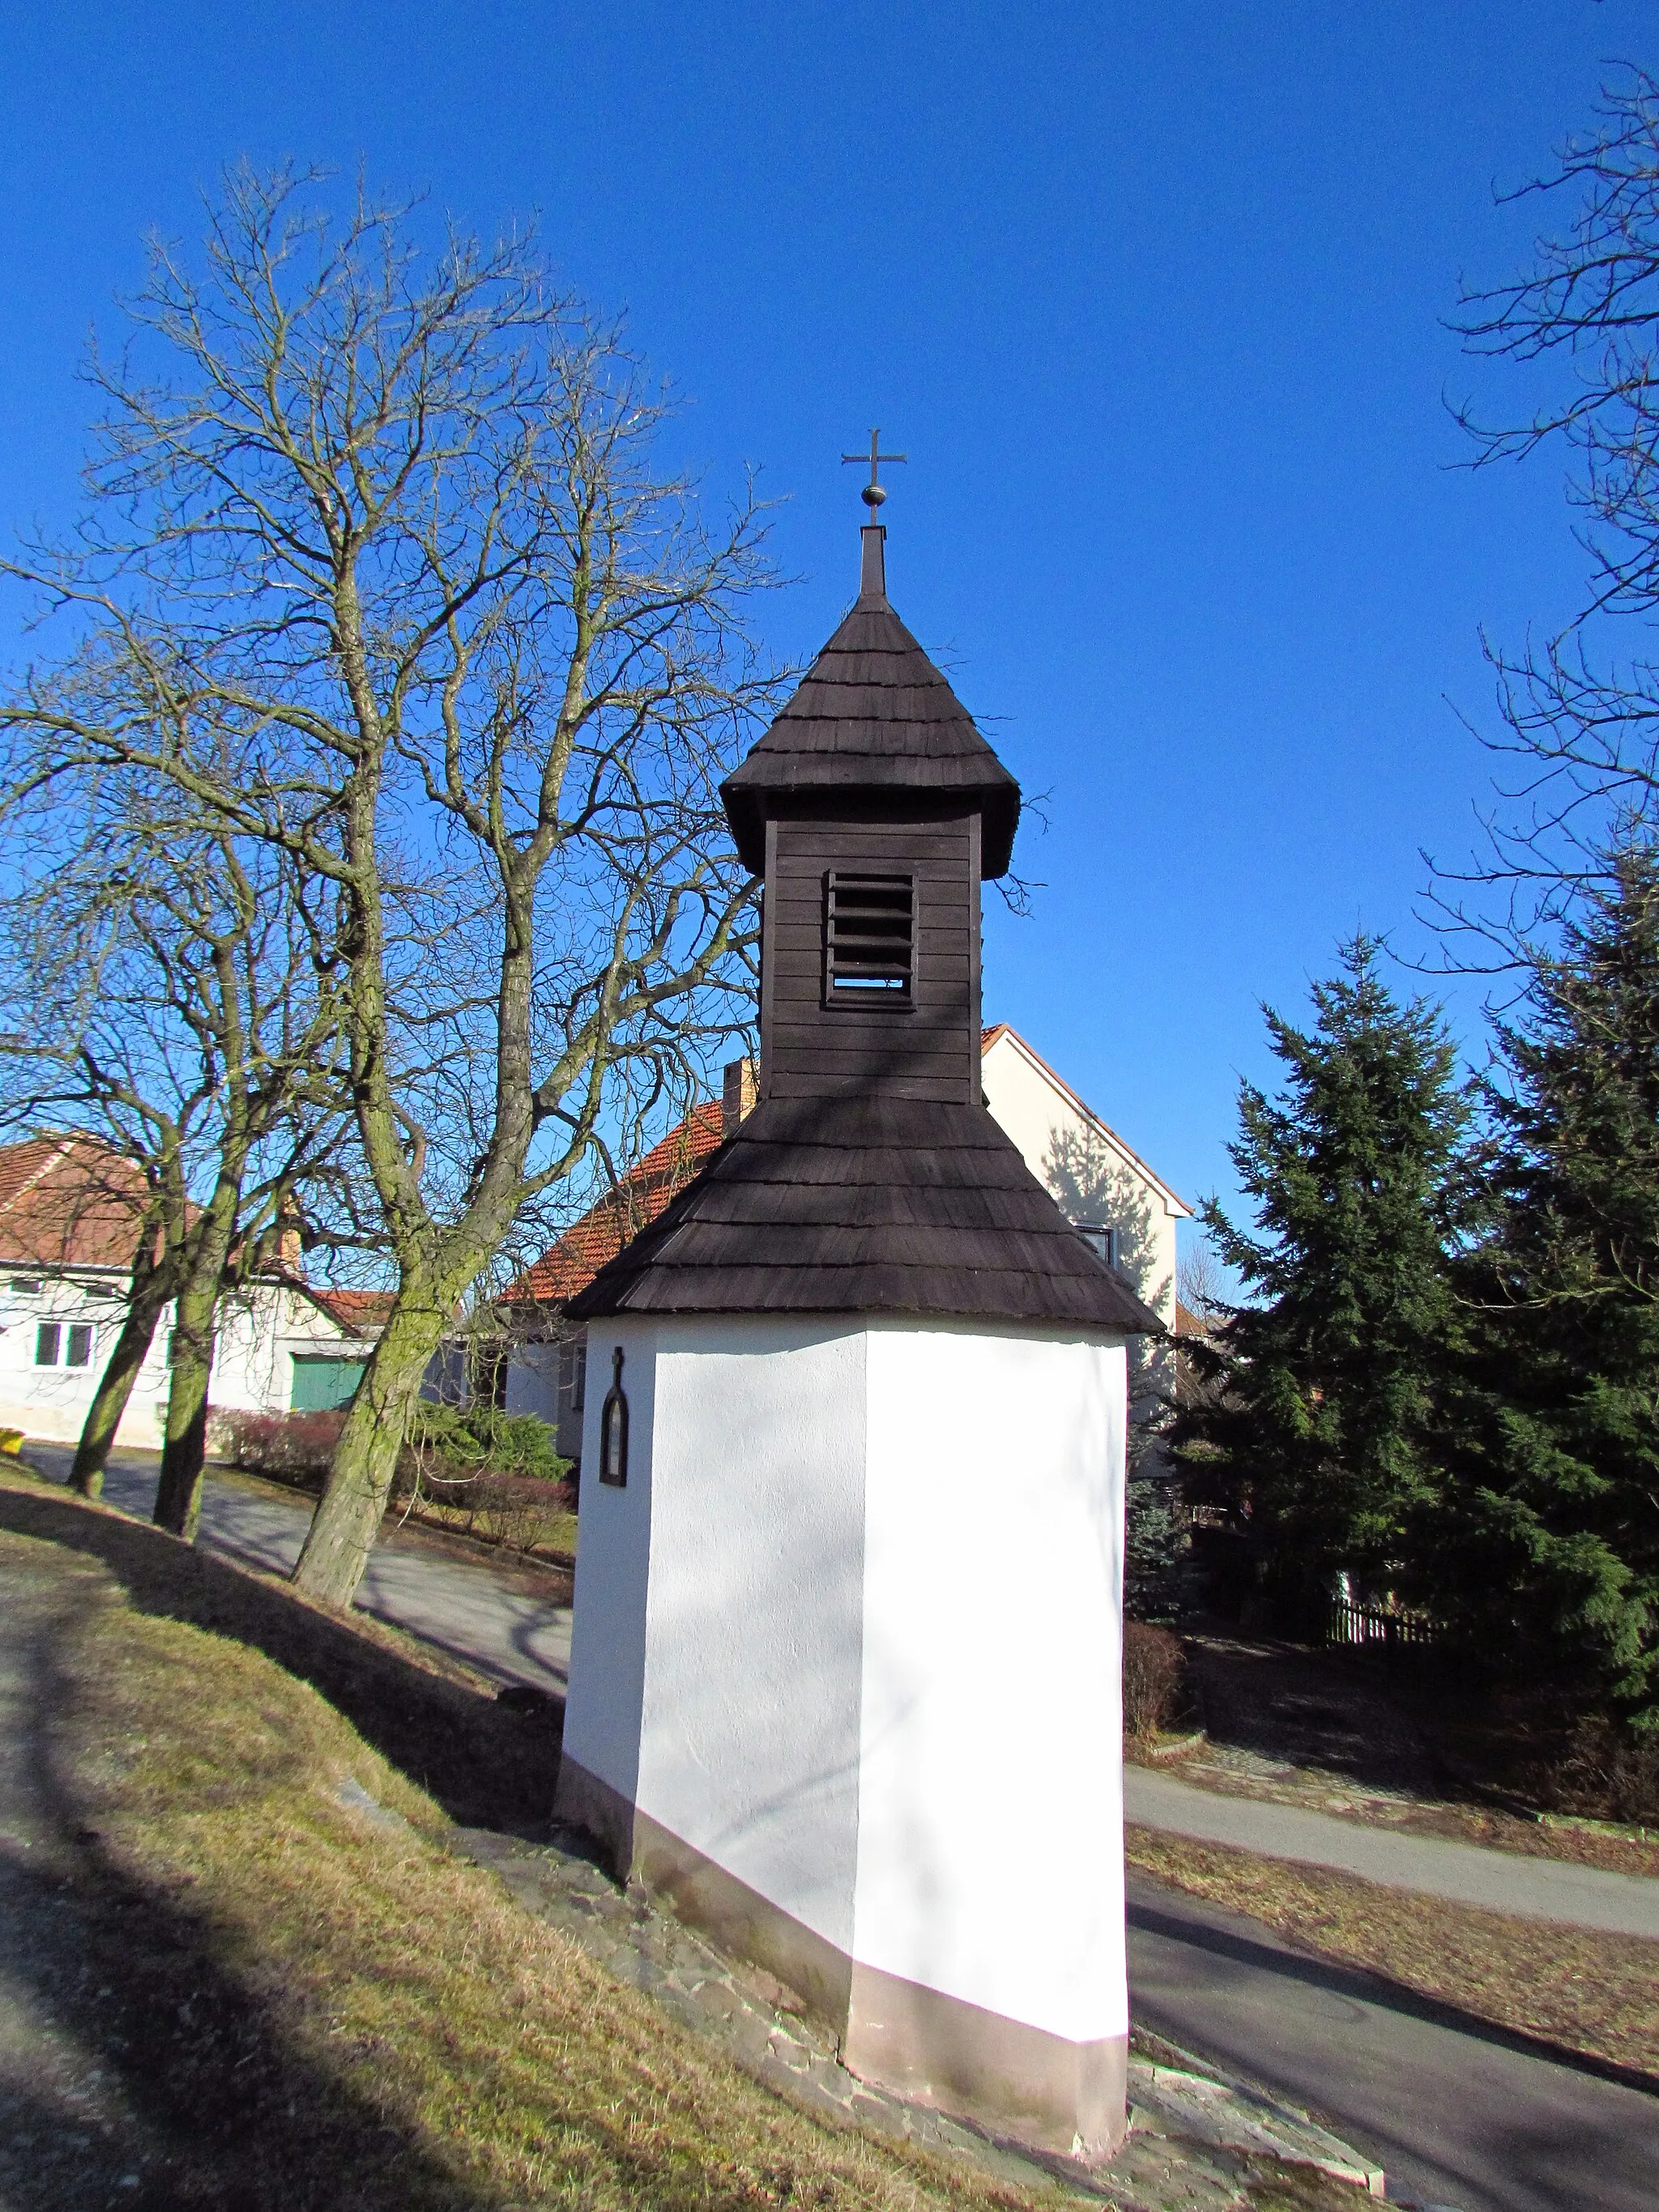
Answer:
552;1753;1128;2162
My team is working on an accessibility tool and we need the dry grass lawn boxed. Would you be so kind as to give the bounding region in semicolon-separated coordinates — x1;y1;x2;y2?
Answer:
1126;1826;1659;2084
0;1468;1384;2212
3;1514;1066;2211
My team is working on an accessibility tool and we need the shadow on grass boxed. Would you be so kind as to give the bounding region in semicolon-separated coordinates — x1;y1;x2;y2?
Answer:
0;1495;879;2212
0;1478;561;1835
0;1563;509;2211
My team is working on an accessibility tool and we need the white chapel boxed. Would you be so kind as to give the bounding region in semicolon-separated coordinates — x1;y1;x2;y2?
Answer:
554;508;1159;2160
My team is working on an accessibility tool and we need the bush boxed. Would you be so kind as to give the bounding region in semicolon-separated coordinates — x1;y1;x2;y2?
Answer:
1123;1622;1188;1743
1550;1714;1659;1826
212;1408;342;1489
403;1400;569;1484
211;1402;574;1557
1124;1475;1192;1623
399;1401;574;1552
402;1465;574;1555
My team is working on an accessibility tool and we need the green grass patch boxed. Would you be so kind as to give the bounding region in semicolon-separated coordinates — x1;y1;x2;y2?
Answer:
0;1469;1378;2210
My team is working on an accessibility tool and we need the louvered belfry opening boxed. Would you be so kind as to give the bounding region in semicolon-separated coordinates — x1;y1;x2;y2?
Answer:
825;871;914;999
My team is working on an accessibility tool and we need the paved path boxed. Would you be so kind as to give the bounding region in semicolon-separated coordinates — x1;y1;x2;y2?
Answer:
1128;1870;1659;2212
1125;1763;1659;1939
22;1447;574;1698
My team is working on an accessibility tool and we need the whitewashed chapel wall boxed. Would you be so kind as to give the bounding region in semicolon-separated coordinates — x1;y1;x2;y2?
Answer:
856;1321;1128;2044
562;1315;868;1954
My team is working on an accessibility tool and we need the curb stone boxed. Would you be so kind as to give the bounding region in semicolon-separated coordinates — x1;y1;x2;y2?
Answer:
443;1813;1386;2209
1128;2052;1385;2197
1140;1733;1209;1766
331;1773;420;1835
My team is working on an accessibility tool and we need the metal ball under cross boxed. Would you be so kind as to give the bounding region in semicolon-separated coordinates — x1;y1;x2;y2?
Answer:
842;428;907;514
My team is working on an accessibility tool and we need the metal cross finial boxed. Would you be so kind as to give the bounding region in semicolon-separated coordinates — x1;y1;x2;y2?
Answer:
842;428;907;516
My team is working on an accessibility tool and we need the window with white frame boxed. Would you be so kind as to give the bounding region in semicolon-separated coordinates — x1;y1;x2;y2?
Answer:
36;1321;93;1367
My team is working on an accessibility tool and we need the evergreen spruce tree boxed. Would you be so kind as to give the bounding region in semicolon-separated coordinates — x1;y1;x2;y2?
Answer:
1183;939;1472;1623
1439;851;1659;1719
1124;1473;1191;1624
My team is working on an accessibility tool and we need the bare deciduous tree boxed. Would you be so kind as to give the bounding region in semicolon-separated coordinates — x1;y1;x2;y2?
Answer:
0;774;347;1531
1176;1240;1228;1326
1432;68;1659;960
2;165;780;1601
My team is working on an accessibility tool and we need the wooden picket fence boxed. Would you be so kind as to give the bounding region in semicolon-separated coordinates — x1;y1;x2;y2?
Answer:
1327;1597;1435;1650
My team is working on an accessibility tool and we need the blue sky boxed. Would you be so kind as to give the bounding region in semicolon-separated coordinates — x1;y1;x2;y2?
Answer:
0;2;1645;1257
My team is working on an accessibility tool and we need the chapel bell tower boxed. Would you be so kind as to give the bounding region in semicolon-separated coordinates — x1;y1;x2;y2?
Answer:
721;507;1020;1112
557;452;1156;2164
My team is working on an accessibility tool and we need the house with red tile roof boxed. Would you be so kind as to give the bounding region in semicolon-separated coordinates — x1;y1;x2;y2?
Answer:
0;1134;390;1446
503;1034;1186;1468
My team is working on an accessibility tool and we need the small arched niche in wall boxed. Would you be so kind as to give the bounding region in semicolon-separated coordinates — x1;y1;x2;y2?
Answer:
599;1345;629;1487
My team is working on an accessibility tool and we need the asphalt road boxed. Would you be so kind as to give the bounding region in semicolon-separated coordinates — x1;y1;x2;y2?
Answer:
22;1446;573;1695
20;1446;1659;2210
1128;1869;1659;2212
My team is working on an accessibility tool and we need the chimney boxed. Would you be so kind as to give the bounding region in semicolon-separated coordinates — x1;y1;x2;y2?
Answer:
722;1056;757;1136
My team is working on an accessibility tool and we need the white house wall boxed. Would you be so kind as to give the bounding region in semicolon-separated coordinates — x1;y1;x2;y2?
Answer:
980;1034;1183;1330
558;1320;660;1818
0;1272;369;1447
504;1339;561;1426
981;1032;1185;1447
555;1311;1131;2153
0;1272;135;1443
562;1316;869;1958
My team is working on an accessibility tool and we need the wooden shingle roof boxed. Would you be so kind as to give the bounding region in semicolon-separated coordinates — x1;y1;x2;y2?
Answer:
721;589;1021;879
566;1094;1161;1333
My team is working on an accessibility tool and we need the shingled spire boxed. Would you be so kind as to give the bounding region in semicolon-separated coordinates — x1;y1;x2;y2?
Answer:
721;525;1021;879
569;516;1158;1334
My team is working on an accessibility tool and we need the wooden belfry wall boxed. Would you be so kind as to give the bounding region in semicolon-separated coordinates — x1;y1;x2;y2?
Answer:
761;803;983;1106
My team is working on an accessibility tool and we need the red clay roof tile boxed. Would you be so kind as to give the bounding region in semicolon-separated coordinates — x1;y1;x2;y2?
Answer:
0;1137;155;1272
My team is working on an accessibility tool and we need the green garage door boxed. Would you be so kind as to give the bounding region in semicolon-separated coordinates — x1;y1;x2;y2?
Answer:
290;1354;368;1412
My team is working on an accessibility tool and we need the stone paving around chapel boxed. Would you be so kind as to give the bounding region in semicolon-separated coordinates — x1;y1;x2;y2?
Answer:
449;1809;1385;2209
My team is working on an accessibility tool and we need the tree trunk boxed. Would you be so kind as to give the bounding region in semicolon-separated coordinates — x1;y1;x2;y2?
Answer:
151;1166;246;1540
152;1276;217;1541
70;1278;172;1500
291;1296;450;1605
